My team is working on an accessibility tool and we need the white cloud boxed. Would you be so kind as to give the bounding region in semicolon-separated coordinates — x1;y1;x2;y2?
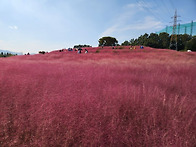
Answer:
9;25;18;30
100;3;137;37
123;16;163;31
125;1;152;11
102;16;163;37
100;2;163;38
100;25;119;37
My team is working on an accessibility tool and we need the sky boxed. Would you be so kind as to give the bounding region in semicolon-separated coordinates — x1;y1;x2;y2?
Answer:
0;0;196;54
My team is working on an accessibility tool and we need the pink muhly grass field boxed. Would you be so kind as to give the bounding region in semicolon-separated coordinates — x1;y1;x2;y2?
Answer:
0;47;196;146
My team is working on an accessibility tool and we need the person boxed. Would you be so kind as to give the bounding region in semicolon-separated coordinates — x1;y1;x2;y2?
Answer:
85;49;88;53
78;48;83;54
140;46;144;49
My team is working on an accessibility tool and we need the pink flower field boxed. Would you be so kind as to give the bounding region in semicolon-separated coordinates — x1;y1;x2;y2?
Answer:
0;47;196;147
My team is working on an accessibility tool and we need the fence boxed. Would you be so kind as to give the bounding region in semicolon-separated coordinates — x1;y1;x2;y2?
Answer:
157;21;196;36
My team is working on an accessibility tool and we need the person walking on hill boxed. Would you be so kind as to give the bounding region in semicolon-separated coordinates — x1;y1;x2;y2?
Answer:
85;49;88;53
78;48;83;54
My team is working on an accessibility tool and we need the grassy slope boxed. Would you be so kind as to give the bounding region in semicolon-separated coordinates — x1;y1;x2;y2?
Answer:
0;47;196;146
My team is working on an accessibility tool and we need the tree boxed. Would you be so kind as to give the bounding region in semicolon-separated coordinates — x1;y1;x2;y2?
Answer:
0;52;14;58
185;36;196;51
130;39;135;45
121;40;131;46
159;32;170;49
127;32;193;51
98;36;118;47
177;34;192;50
137;33;149;45
39;51;46;54
145;33;159;48
129;38;138;46
129;33;149;46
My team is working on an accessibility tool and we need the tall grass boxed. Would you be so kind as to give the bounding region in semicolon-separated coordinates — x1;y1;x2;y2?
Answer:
0;48;196;146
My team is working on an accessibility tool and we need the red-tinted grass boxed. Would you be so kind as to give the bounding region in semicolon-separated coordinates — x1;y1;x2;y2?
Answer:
0;47;196;146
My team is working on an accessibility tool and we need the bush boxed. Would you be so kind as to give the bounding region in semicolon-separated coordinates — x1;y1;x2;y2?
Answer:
185;36;196;51
118;46;124;49
95;49;100;53
39;51;46;54
74;44;92;48
0;52;14;57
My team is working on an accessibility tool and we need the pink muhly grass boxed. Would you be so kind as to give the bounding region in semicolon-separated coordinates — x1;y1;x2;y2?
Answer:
0;48;196;146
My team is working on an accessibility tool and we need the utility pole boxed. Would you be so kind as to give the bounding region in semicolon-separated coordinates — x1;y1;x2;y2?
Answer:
170;10;180;51
178;23;180;35
190;20;193;36
185;26;187;34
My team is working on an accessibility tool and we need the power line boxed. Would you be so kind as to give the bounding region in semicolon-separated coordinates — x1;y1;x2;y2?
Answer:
160;0;173;17
156;0;175;24
138;0;168;23
169;0;175;9
151;0;171;18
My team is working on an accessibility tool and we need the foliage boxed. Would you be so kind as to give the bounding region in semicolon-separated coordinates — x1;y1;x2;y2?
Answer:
130;39;135;45
98;36;118;47
158;32;170;49
95;49;100;53
177;34;192;50
121;40;131;46
0;49;196;146
145;33;160;48
117;46;124;49
0;52;15;57
128;33;194;51
39;51;46;54
185;36;196;51
73;44;92;48
138;33;149;46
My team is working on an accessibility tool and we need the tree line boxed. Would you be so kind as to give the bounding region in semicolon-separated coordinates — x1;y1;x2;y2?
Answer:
122;33;196;51
97;33;196;51
0;52;16;57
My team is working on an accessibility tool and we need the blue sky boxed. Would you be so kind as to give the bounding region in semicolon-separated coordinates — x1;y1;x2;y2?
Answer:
0;0;196;53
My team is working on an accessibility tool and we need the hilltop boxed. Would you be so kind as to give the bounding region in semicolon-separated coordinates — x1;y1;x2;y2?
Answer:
0;46;196;146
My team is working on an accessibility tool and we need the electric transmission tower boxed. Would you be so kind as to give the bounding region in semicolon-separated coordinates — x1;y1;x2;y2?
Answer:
170;10;180;50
